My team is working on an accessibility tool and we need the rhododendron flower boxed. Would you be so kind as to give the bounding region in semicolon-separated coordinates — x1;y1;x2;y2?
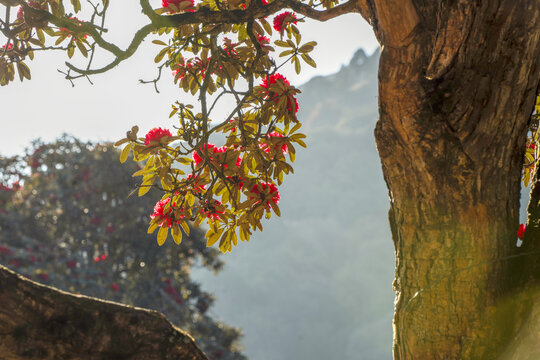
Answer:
273;11;297;32
145;127;173;146
227;176;244;189
110;283;119;291
257;35;270;45
186;174;207;193
518;224;526;240
17;1;41;16
261;73;290;89
223;37;239;58
105;225;115;233
59;17;88;39
162;0;195;11
250;182;280;209
193;143;218;166
66;260;77;268
151;197;180;228
260;73;299;114
0;246;13;256
202;200;225;220
260;132;288;154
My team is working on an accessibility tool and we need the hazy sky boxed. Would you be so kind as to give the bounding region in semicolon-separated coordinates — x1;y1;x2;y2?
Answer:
0;4;378;156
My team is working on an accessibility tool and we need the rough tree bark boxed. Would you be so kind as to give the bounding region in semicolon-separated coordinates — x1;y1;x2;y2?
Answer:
0;265;209;360
358;0;540;359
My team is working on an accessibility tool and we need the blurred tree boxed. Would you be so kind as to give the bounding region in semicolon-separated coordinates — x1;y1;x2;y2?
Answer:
0;135;245;360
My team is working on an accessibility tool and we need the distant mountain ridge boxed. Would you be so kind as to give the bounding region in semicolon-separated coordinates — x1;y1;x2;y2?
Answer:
192;48;394;360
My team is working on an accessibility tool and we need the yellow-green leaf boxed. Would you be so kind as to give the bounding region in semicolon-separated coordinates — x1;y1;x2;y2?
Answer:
120;143;132;163
171;223;182;244
138;184;151;197
180;220;190;236
114;138;129;147
148;221;158;234
157;226;168;246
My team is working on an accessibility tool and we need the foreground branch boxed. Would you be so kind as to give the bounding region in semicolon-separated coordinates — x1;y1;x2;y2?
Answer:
22;0;363;76
0;265;209;360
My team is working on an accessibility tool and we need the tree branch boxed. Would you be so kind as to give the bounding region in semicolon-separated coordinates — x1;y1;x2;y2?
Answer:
22;0;364;76
0;265;209;360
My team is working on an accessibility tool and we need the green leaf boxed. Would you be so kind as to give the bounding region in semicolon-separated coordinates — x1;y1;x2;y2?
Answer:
180;220;190;236
157;226;168;246
279;49;295;57
138;184;151;197
16;62;31;81
206;227;223;247
171;223;182;244
154;47;169;63
148;221;158;234
114;138;129;147
119;143;132;163
76;40;88;58
152;39;167;46
260;18;272;35
294;56;301;74
71;0;81;12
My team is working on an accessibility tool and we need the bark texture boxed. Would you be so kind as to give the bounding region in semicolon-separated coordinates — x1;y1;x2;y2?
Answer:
0;265;209;360
358;0;540;358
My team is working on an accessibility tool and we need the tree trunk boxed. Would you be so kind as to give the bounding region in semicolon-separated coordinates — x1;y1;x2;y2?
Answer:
0;265;209;360
363;0;540;358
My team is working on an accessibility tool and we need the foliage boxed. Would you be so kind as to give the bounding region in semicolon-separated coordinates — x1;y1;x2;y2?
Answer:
522;93;540;187
0;0;345;252
0;136;246;360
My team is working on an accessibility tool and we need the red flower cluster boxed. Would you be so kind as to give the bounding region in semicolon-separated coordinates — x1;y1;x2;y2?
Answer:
162;0;195;11
192;143;242;168
260;73;299;114
93;254;107;262
173;57;209;81
186;174;207;193
0;246;13;256
110;283;119;291
59;17;88;39
250;182;280;209
145;127;173;146
202;200;225;220
273;11;297;32
1;43;13;51
151;197;181;228
260;132;288;154
257;35;270;45
163;278;183;304
222;37;238;58
518;224;526;240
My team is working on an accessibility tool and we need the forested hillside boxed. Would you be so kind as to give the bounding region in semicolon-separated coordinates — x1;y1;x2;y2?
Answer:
193;49;395;360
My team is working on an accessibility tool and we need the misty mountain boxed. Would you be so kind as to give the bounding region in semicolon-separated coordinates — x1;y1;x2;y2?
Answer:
192;49;395;360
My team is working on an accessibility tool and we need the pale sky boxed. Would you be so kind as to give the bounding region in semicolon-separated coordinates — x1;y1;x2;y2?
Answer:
0;4;378;156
